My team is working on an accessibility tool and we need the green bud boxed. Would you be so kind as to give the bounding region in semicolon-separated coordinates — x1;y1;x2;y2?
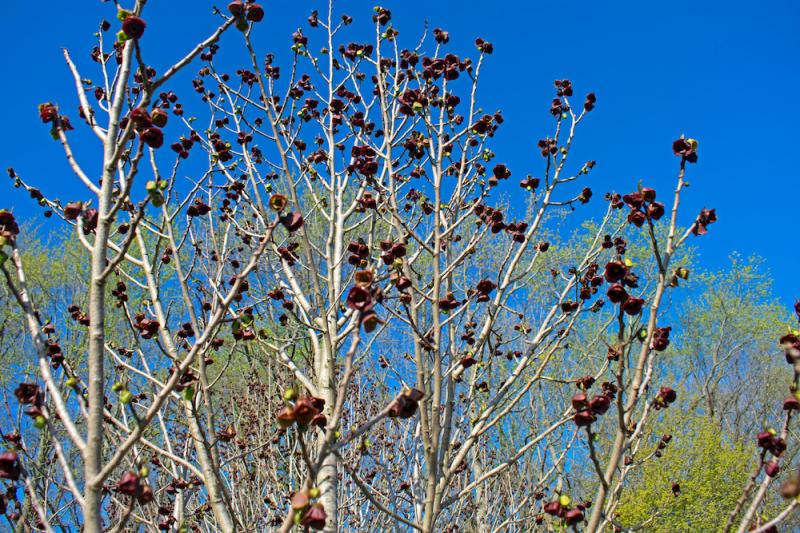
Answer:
66;377;78;389
284;388;298;402
34;415;47;430
182;385;195;402
120;390;133;404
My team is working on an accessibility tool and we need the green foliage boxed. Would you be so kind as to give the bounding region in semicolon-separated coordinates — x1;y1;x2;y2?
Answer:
616;411;752;532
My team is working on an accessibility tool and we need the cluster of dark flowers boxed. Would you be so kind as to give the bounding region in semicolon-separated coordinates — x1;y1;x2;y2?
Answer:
115;470;155;505
345;269;384;332
541;493;591;527
277;392;327;430
621;187;664;228
571;377;617;427
227;1;265;32
289;488;327;530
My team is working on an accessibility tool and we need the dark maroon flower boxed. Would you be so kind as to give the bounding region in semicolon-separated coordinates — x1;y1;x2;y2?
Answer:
0;451;20;481
603;261;628;283
795;300;800;322
63;202;82;221
129;107;151;130
757;431;775;449
543;500;564;516
460;356;477;368
622;192;644;209
573;410;596;427
519;176;539;190
784;396;800;411
766;461;780;477
122;16;146;40
140;127;164;149
360;310;383;333
228;1;245;16
246;3;265;22
622;297;645;315
652;327;671;351
387;388;424;419
186;199;211;217
39;103;57;123
565;508;584;526
589;394;611;415
14;383;42;406
627;210;646;227
293;396;323;426
475;38;493;54
672;137;698;162
372;7;391;25
584;92;597;112
300;503;327;530
433;28;449;44
150;108;168;128
476;280;497;295
606;283;628;304
672;483;681;496
647;202;665;220
492;164;511;180
692;208;717;236
572;392;588;410
658;386;677;403
280;212;304;233
116;471;141;495
346;286;372;312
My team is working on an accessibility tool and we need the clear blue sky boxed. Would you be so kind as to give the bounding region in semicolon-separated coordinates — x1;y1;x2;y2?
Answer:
1;1;798;304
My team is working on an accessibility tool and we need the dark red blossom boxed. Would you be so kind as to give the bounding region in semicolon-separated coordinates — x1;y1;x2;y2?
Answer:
280;212;305;233
603;261;627;283
433;28;449;44
228;1;245;16
565;508;584;526
300;503;327;530
692;208;717;236
627;210;646;227
0;451;21;481
293;396;324;426
346;286;372;312
573;410;596;427
622;296;645;315
39;103;57;123
606;284;628;304
14;383;42;406
122;16;146;40
116;472;141;495
783;395;800;411
140;127;164;149
766;461;780;477
647;202;665;220
672;137;698;163
63;202;82;220
387;388;424;419
246;3;265;22
652;327;671;351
